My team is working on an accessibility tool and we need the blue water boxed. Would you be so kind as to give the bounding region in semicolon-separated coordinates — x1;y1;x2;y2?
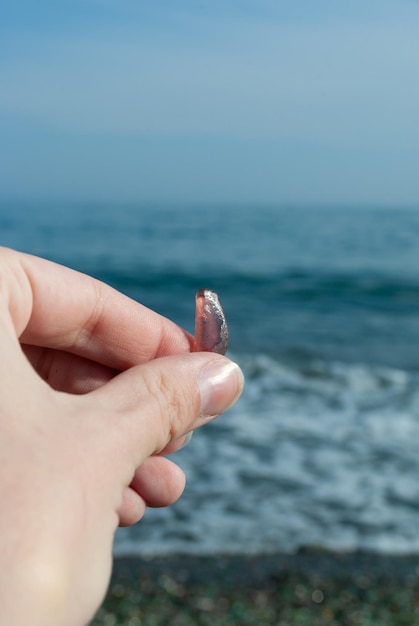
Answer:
1;201;419;555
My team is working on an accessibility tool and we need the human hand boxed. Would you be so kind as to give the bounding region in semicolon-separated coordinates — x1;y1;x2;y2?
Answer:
0;247;244;626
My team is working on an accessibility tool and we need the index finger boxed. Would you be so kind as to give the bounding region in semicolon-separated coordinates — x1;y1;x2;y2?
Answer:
0;247;193;370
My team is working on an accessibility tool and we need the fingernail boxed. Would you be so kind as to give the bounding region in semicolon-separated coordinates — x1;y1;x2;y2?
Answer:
179;431;193;449
197;359;244;423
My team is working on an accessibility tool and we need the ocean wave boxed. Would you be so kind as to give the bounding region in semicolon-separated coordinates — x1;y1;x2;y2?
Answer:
115;354;419;557
96;264;419;300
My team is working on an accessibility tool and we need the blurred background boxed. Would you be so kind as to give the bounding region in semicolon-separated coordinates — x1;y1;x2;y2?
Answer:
1;1;419;558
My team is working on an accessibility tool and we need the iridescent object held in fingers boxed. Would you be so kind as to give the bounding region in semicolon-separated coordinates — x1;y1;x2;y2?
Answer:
193;289;229;355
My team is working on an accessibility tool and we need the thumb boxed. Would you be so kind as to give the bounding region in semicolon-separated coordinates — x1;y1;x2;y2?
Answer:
89;352;244;462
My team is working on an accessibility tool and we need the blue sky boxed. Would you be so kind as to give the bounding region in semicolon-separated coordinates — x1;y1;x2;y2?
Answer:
1;0;419;206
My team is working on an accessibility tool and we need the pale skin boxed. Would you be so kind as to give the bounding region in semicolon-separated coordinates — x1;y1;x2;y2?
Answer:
0;247;244;626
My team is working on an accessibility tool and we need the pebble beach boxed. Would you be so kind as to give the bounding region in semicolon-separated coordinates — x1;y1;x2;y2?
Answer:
92;551;419;625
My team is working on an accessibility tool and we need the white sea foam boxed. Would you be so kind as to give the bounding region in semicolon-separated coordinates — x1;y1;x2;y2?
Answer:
115;354;419;556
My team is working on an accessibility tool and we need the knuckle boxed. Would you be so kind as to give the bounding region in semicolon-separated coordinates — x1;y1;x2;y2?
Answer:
140;366;196;442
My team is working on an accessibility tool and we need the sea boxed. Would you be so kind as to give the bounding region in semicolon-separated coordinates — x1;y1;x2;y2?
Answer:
1;201;419;556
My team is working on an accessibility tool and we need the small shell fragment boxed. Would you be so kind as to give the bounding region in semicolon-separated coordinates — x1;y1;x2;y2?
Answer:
193;289;229;355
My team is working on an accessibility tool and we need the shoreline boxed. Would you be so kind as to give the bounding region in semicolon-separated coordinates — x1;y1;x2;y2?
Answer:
111;549;419;585
92;550;419;625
